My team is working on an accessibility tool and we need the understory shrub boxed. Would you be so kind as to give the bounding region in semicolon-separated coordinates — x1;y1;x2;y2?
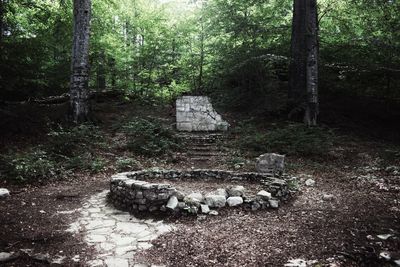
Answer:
122;118;180;156
115;157;141;172
0;124;107;183
47;124;104;156
237;123;335;156
0;147;63;182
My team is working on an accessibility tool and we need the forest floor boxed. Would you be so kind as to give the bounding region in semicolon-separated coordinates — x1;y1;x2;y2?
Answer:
0;99;399;267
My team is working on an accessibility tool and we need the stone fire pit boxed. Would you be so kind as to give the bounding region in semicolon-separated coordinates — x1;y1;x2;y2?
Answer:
109;169;290;215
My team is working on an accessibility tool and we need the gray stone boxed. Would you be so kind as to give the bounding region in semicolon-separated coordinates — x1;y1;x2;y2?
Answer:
213;188;228;198
256;153;285;174
87;259;104;267
143;190;157;201
227;197;243;207
157;193;170;200
104;257;129;267
176;96;229;132
200;204;210;214
166;196;178;210
177;202;187;209
138;205;147;211
227;185;245;197
209;210;219;216
322;194;335;201
251;201;261;211
305;179;315;187
0;188;10;199
184;192;204;207
0;252;13;262
257;190;272;200
205;195;226;208
174;190;186;201
269;199;279;209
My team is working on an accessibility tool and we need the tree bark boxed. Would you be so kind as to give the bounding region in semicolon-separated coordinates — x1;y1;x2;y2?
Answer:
304;0;319;126
69;0;92;123
288;0;319;126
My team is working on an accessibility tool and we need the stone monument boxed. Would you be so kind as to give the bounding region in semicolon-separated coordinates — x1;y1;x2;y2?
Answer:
176;96;229;132
256;153;285;175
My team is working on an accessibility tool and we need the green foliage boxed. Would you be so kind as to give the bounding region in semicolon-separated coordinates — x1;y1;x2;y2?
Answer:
122;118;179;156
115;157;141;172
0;124;107;183
0;148;61;182
47;124;104;156
236;123;335;156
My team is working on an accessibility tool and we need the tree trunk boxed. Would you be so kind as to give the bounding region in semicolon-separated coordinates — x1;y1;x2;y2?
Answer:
69;0;92;123
304;0;319;126
288;0;319;126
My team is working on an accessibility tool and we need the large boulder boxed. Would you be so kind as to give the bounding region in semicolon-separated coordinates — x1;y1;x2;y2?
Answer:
256;153;285;174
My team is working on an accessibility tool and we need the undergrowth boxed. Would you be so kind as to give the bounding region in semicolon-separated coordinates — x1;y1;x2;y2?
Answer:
0;124;107;183
122;118;180;156
234;122;335;156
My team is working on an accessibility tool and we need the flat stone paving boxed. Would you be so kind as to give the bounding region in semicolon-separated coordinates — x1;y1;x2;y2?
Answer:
67;190;172;267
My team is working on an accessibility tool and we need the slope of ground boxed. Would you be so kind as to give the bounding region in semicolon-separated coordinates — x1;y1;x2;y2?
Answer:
0;99;399;266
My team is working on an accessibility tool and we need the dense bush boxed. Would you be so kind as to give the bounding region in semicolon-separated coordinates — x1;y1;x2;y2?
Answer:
237;123;335;156
0;148;63;182
0;124;107;183
122;118;180;156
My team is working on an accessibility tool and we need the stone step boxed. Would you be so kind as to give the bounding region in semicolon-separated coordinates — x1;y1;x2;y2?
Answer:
190;157;213;162
189;146;220;151
188;151;228;157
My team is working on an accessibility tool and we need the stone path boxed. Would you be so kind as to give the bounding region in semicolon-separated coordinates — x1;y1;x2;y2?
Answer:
67;190;172;267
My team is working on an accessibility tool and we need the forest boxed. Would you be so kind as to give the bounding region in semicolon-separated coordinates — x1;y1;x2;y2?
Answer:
0;0;399;266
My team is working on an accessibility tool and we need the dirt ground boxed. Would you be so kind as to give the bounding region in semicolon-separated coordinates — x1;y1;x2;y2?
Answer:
0;100;399;267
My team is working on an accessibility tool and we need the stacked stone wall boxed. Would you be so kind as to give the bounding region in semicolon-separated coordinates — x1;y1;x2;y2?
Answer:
109;169;290;214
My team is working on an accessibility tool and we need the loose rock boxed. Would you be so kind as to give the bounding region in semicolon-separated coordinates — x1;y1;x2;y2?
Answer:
0;252;13;262
0;188;10;199
251;201;261;211
209;210;219;216
200;204;210;214
227;197;243;207
166;196;178;210
269;199;279;209
257;190;272;200
322;194;335;201
305;179;315;187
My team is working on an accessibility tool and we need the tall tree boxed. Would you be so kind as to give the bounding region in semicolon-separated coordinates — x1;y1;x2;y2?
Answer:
69;0;92;123
288;0;319;126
